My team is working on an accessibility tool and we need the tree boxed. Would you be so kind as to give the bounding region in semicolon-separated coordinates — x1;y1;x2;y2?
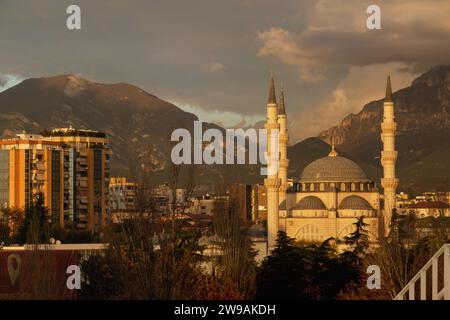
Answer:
212;199;257;299
342;216;370;268
257;231;364;300
388;208;400;242
80;253;123;299
0;208;10;243
256;231;313;300
0;207;25;244
17;194;50;244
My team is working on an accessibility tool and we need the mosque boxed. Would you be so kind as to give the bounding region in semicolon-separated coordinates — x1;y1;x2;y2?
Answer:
264;75;398;250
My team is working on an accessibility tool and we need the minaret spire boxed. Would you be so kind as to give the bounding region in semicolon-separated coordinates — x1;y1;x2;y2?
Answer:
279;83;286;115
265;73;280;252
268;74;277;104
381;75;398;237
276;81;289;238
385;74;393;102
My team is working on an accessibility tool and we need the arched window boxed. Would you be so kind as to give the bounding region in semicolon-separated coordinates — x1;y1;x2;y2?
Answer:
319;183;325;191
351;183;356;191
360;183;364;191
310;183;315;192
330;182;335;188
302;183;306;191
294;224;321;242
341;183;346;191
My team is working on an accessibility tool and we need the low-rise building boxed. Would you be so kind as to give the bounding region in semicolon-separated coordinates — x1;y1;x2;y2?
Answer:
109;177;136;211
408;201;450;218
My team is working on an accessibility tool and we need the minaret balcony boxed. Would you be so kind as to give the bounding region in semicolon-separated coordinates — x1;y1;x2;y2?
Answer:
381;122;397;133
279;133;289;143
264;122;279;130
264;177;281;189
279;159;289;167
381;177;399;189
381;150;398;163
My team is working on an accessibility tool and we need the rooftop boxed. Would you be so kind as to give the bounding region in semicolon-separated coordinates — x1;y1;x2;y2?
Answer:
43;127;106;138
409;201;450;209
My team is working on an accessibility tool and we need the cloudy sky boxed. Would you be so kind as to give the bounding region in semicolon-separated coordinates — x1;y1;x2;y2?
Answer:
1;0;449;142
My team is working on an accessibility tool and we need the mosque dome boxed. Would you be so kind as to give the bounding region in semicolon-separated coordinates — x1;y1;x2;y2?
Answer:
300;144;369;182
338;195;373;210
294;196;327;210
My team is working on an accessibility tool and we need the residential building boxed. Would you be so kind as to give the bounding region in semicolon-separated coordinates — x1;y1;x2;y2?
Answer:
109;177;136;211
0;128;110;233
0;134;64;223
408;201;450;218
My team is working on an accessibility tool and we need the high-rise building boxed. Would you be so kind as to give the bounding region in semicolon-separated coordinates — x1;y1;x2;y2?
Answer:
0;128;110;233
44;128;110;232
0;133;64;224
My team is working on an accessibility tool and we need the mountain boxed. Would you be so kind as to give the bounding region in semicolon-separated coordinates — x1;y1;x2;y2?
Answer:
0;67;448;195
0;75;193;171
0;74;262;191
318;65;450;194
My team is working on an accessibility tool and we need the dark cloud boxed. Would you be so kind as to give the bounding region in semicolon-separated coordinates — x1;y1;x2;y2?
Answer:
0;0;449;140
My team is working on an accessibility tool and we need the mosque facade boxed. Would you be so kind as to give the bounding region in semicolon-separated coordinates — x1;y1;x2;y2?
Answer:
264;76;397;250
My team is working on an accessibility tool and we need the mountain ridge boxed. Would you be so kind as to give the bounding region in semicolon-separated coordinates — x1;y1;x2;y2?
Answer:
318;65;450;194
0;66;449;194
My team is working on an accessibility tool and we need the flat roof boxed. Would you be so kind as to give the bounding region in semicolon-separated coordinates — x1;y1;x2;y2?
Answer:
1;243;108;251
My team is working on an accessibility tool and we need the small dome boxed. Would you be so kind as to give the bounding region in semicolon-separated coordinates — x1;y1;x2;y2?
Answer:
339;196;372;210
300;155;368;182
295;196;327;210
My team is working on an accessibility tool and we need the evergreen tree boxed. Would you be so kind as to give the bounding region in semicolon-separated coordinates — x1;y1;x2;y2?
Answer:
256;231;359;300
17;193;50;244
388;208;400;242
256;231;313;300
342;216;370;268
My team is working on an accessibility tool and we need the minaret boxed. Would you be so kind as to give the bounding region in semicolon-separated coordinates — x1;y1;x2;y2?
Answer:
380;75;398;237
264;75;281;251
277;84;289;206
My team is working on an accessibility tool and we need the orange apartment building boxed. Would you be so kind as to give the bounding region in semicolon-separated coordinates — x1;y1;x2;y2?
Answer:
0;128;110;233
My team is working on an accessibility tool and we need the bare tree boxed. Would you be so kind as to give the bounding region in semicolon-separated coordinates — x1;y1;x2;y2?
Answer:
212;199;257;299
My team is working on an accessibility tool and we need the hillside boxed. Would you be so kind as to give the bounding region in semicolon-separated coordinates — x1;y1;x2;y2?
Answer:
0;67;448;194
0;75;254;190
318;65;450;194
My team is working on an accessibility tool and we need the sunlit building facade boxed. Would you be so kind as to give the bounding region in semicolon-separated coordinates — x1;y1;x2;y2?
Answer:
0;128;110;233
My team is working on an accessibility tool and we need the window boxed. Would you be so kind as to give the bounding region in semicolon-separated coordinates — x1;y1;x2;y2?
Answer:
341;183;346;191
319;183;325;191
310;184;315;192
351;183;356;191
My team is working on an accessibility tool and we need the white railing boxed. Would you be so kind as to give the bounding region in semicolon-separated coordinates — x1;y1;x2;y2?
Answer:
394;244;450;300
